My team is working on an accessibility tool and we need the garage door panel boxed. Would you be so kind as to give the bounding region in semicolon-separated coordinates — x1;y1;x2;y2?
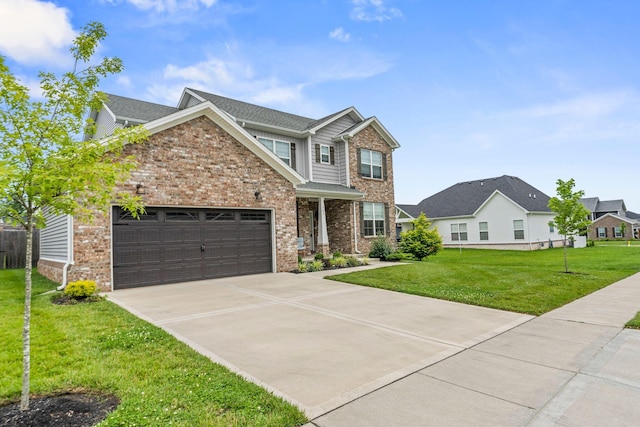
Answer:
113;207;272;289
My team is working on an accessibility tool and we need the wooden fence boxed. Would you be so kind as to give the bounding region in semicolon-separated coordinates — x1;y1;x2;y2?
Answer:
0;227;40;269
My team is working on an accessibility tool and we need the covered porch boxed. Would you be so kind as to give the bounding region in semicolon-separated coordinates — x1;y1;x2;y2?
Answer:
295;182;364;257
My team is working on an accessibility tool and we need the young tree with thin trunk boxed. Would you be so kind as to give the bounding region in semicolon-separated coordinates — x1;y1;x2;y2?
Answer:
548;178;592;273
0;22;147;411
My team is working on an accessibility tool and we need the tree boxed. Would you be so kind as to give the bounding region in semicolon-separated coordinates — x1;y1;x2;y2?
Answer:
399;213;443;260
0;22;147;410
548;178;591;273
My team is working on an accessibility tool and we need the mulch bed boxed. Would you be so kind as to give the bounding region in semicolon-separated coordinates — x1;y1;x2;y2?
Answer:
0;393;119;427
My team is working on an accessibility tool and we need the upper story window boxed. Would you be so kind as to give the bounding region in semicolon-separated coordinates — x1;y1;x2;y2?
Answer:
513;220;525;240
451;223;468;241
258;137;292;166
320;145;331;164
360;149;383;179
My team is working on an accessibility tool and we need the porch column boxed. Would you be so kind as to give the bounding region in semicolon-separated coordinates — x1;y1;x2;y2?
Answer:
317;197;330;256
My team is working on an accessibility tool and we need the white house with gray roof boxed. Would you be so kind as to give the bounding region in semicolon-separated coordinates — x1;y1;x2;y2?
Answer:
398;175;567;250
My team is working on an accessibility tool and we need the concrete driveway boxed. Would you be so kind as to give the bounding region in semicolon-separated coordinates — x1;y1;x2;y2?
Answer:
109;264;531;419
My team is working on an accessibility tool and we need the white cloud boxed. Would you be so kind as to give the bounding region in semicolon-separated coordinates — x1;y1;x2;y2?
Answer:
116;75;133;88
121;0;217;13
329;27;351;42
350;0;402;22
0;0;76;66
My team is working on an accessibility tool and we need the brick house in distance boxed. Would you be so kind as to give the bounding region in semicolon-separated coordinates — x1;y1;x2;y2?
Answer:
38;88;399;290
580;197;640;240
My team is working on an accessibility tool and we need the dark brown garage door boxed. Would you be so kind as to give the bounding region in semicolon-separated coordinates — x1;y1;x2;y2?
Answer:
112;207;272;289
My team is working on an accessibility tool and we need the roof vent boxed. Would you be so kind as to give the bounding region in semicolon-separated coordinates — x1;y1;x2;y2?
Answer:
480;181;484;186
528;193;532;198
533;194;537;199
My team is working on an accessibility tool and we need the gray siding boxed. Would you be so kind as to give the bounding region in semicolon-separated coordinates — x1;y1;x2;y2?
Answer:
40;211;71;262
185;95;202;108
311;115;357;184
248;128;307;177
94;107;121;139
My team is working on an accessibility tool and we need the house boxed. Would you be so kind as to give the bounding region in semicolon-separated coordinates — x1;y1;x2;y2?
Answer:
580;197;640;240
38;89;399;290
397;175;566;250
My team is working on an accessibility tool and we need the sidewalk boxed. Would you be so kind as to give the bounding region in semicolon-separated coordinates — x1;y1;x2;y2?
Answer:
311;273;640;426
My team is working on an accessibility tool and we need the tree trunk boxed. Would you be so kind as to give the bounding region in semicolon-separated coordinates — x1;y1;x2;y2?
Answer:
20;222;33;411
563;235;569;273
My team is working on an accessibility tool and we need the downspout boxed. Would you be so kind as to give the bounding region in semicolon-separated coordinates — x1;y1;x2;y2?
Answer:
56;215;74;291
341;135;351;187
353;201;361;254
527;212;532;251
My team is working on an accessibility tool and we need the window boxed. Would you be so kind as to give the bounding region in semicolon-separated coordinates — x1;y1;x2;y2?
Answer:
166;211;199;221
597;227;607;238
479;222;489;241
360;149;383;179
258;137;291;166
614;227;622;238
549;223;555;233
320;144;331;164
240;212;267;222
363;202;385;237
451;223;468;241
513;220;525;240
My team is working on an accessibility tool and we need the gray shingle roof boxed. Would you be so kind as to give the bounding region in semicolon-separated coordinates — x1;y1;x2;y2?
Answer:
187;88;317;132
296;181;364;196
579;197;599;213
408;175;551;219
396;204;422;218
104;94;178;123
595;199;625;213
626;211;640;220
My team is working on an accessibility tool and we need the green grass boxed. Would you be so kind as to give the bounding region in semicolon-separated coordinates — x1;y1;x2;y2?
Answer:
626;312;640;329
329;246;640;315
0;270;307;426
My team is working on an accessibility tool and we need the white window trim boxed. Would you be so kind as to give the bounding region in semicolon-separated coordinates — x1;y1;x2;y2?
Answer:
320;144;331;164
514;219;525;240
258;137;291;166
451;223;468;241
363;202;385;237
361;148;383;180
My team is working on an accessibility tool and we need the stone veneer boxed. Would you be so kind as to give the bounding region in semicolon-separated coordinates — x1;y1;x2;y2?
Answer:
57;115;298;291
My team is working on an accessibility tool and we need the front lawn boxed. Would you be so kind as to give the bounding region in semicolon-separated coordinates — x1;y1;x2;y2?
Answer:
626;312;640;329
329;246;639;315
0;269;307;426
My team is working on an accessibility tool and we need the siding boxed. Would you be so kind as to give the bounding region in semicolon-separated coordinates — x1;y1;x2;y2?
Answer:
248;128;307;177
311;115;357;184
185;95;202;108
94;107;121;139
40;211;71;262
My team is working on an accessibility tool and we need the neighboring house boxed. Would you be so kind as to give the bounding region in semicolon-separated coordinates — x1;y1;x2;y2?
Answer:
397;175;565;250
580;197;640;240
38;89;399;290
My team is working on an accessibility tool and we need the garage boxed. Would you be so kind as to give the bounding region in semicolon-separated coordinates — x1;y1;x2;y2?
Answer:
112;206;272;289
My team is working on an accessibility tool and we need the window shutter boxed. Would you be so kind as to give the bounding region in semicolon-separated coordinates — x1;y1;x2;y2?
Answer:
605;228;608;237
356;148;362;176
384;203;390;236
382;153;387;181
359;202;364;237
290;143;296;169
330;146;335;165
315;144;320;163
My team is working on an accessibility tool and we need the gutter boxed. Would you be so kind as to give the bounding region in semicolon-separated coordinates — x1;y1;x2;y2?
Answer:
56;214;74;291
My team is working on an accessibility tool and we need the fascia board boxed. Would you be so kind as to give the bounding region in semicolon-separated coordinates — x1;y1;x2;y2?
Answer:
144;101;306;185
306;107;365;135
239;120;308;138
295;187;364;200
337;117;400;149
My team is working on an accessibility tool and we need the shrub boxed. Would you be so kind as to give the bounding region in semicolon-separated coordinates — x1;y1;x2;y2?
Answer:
399;213;443;260
332;251;343;259
361;257;369;265
384;251;415;262
329;256;348;268
368;235;394;258
587;239;595;247
314;253;324;261
345;256;361;267
298;255;302;263
309;260;324;272
297;262;309;273
64;280;98;299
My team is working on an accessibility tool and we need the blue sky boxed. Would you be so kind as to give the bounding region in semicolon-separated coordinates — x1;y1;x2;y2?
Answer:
2;0;640;211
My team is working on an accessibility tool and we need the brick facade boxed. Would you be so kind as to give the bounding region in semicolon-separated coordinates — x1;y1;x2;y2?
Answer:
349;126;397;255
59;115;298;291
588;215;637;240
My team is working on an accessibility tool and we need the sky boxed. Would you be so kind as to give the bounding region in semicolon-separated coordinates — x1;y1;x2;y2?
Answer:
1;0;639;211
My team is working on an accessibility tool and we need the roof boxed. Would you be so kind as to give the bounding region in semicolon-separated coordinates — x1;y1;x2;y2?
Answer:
580;197;599;213
396;204;422;218
406;175;552;219
627;211;640;220
295;182;364;200
104;94;179;124
595;199;625;213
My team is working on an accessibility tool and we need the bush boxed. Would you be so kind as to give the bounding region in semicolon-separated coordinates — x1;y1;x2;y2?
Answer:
309;260;324;272
297;262;309;273
329;256;348;268
345;256;361;267
399;213;443;260
383;251;415;262
332;251;343;259
368;235;394;258
64;280;98;299
587;239;595;247
314;253;324;261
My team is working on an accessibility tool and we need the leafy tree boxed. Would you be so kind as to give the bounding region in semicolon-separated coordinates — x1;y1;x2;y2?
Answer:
548;178;591;273
0;22;147;410
400;213;443;260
